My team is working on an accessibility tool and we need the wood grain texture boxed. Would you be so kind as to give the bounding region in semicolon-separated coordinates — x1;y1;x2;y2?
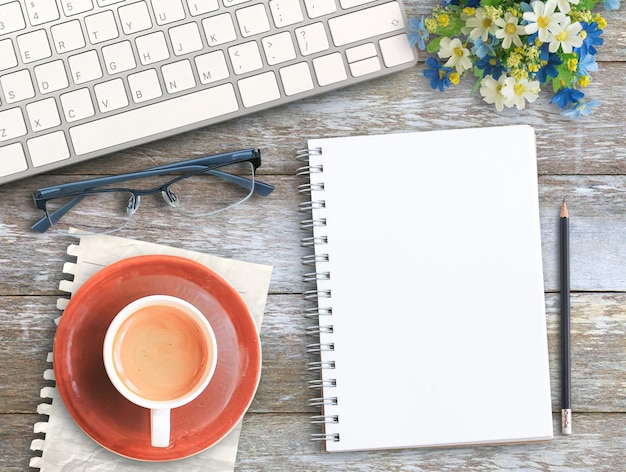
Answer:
0;1;624;469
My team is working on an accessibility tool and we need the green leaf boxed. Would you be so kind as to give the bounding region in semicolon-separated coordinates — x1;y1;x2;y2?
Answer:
427;36;443;54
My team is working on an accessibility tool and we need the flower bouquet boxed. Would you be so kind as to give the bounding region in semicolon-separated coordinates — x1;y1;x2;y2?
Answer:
409;0;620;117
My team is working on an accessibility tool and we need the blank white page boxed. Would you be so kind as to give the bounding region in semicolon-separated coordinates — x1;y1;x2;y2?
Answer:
306;125;553;452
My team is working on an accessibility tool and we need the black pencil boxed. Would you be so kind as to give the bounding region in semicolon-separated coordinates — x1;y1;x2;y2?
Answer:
560;200;572;435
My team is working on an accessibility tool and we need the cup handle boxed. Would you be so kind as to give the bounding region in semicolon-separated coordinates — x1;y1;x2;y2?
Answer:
150;408;170;447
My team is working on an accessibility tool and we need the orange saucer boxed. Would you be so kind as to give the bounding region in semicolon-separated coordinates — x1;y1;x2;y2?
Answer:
53;255;261;461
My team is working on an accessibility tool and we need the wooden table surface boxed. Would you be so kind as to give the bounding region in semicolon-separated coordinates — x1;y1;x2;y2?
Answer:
1;1;624;470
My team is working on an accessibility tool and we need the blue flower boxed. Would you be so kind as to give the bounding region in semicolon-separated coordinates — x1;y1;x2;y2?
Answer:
535;47;562;83
551;88;585;108
408;16;429;50
475;55;506;79
561;100;600;117
574;22;604;58
577;54;598;77
604;0;620;10
423;57;452;92
472;35;498;59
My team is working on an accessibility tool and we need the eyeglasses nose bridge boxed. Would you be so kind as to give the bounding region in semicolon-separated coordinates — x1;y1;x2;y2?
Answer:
127;194;140;215
162;188;179;207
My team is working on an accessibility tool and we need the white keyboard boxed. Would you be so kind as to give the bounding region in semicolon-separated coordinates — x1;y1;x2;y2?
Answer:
0;0;416;185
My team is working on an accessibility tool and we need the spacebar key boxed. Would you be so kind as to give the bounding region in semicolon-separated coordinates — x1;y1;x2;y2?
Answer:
70;84;239;156
328;2;406;47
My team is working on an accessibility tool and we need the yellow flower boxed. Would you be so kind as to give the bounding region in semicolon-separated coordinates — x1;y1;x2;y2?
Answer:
595;14;607;30
438;13;449;27
450;72;461;84
568;58;578;72
463;7;476;16
578;76;591;87
425;18;438;33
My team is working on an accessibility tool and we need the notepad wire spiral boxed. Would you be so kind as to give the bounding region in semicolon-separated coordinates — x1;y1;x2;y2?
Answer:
297;148;340;443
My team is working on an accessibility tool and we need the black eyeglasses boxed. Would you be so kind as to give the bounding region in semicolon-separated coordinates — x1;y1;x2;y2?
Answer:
32;149;274;235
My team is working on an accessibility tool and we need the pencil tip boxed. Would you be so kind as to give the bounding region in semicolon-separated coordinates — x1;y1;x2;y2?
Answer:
561;200;569;218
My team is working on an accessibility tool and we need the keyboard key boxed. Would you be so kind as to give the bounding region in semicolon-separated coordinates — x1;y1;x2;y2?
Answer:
295;22;329;56
223;0;251;6
85;10;118;44
0;2;26;36
162;60;196;93
279;62;313;96
94;78;129;112
379;33;414;67
17;29;52;63
195;51;229;84
51;20;87;53
102;40;137;74
25;0;60;26
34;60;70;94
238;71;280;108
202;13;236;46
346;43;380;77
313;52;347;86
228;41;263;75
60;88;95;122
69;85;239;155
0;107;27;142
118;1;152;35
152;0;186;25
349;56;380;76
328;1;405;47
186;0;219;16
26;97;62;131
340;0;375;8
1;69;35;103
0;143;28;177
0;39;18;71
136;31;170;65
60;0;94;17
97;0;124;6
269;0;303;28
128;68;162;103
346;43;376;63
303;0;336;19
236;4;270;37
28;131;70;167
262;31;296;66
169;22;203;56
68;50;103;84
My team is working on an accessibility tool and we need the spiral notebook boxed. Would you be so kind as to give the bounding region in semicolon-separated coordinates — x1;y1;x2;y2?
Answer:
298;125;553;452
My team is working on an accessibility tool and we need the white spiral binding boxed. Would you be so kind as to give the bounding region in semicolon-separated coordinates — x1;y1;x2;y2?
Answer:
298;147;340;445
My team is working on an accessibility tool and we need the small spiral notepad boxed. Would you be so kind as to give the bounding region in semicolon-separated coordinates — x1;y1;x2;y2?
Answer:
298;125;553;453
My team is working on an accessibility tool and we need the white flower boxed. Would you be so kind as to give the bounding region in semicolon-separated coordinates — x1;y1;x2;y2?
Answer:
480;74;508;111
437;37;472;73
495;12;525;49
465;8;499;42
549;17;584;53
501;77;541;110
556;0;580;13
523;0;566;43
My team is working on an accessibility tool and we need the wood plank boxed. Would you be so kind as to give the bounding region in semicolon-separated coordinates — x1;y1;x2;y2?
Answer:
0;175;623;296
3;412;625;472
1;293;624;414
236;412;626;471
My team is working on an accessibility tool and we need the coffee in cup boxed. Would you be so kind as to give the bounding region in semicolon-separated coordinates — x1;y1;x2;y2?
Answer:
103;295;218;447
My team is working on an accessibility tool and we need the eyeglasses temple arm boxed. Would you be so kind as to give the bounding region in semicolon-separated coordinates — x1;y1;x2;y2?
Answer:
33;149;262;200
31;195;85;233
206;169;274;196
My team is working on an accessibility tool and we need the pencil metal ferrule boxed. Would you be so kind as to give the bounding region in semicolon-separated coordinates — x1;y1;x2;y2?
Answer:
561;408;572;435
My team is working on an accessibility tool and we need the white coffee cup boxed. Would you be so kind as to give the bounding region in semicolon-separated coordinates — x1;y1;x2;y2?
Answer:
103;295;218;447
